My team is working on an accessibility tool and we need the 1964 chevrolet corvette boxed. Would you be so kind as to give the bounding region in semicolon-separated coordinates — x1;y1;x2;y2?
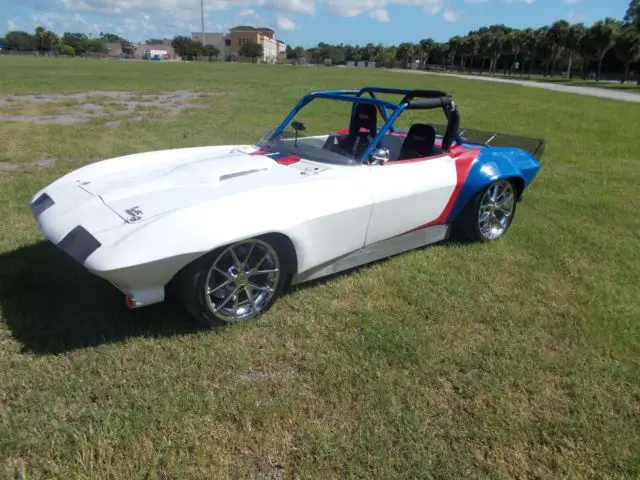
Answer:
30;86;545;326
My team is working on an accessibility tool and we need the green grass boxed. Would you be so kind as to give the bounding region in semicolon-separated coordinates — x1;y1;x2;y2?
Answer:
1;56;639;479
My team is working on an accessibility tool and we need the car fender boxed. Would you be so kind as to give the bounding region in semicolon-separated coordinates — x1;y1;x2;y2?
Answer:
445;146;541;222
85;174;374;287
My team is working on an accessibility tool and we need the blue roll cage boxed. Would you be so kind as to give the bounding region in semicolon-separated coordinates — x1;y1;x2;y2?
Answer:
269;86;462;162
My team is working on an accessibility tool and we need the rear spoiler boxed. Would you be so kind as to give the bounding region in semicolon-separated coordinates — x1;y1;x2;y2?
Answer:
432;124;546;161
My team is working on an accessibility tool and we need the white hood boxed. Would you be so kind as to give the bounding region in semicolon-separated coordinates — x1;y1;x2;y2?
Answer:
74;146;309;223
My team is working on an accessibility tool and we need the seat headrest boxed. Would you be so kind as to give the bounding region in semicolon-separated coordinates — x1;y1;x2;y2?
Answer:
400;123;437;159
349;102;377;137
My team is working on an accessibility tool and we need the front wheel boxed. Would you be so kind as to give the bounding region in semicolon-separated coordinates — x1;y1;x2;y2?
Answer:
172;237;288;327
451;179;517;242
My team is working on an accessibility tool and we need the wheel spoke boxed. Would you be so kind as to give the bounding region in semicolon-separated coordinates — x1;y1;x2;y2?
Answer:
491;185;499;202
216;288;237;311
244;242;256;264
248;268;279;276
249;282;273;293
229;246;242;268
214;266;233;279
208;279;232;295
253;252;270;271
244;286;256;308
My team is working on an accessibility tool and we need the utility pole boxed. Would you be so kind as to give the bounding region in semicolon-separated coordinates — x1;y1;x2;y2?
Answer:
200;0;205;46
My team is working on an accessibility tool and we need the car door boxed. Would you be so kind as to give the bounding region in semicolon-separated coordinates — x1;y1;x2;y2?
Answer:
364;155;460;246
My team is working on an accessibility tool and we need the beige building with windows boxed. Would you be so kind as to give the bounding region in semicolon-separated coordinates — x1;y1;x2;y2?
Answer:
191;26;286;63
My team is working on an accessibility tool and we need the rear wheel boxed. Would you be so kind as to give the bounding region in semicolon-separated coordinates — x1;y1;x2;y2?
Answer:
451;179;517;242
173;237;288;327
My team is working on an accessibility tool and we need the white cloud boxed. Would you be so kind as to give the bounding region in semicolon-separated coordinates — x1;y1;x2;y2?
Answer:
421;0;443;15
567;9;586;22
463;0;488;3
7;19;23;31
442;8;459;21
275;13;299;29
562;0;579;4
239;8;257;16
370;8;390;21
503;0;535;3
257;0;315;15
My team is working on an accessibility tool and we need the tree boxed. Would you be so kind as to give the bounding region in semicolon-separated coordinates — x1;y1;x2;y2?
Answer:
4;31;35;51
586;18;621;81
565;23;586;79
61;32;90;55
204;44;221;61
545;20;570;75
417;38;435;68
614;25;640;82
395;42;415;68
171;36;203;60
239;41;263;62
59;44;74;56
504;30;523;74
477;31;493;73
624;0;640;32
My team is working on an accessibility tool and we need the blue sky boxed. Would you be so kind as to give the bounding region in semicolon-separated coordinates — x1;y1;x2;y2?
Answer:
1;0;630;48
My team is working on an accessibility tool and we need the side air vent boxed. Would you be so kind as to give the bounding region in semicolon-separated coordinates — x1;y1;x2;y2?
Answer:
219;168;267;181
56;226;101;264
30;192;55;217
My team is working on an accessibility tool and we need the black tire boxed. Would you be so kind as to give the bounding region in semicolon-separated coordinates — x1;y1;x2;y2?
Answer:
450;179;518;242
170;235;291;327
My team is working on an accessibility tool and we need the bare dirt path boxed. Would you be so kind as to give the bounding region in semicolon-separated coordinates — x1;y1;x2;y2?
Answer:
390;69;640;104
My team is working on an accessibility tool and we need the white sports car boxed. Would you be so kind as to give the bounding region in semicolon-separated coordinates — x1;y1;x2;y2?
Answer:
30;87;545;326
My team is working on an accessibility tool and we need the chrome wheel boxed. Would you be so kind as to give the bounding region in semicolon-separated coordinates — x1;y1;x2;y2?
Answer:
204;239;281;322
478;180;515;240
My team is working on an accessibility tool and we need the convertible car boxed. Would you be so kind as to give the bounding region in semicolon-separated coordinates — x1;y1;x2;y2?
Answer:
30;86;545;326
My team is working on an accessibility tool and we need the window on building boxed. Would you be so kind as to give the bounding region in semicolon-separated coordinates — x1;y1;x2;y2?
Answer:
225;39;230;46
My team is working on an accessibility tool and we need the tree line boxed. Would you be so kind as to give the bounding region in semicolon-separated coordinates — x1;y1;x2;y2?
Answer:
290;1;639;83
1;0;638;81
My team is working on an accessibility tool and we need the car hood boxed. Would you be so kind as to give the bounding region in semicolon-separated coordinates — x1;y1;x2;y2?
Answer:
74;145;326;223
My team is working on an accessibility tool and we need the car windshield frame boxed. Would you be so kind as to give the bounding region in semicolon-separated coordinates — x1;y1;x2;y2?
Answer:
256;87;462;165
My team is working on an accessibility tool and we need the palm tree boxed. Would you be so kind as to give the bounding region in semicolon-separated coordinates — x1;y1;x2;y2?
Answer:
565;23;586;79
545;20;570;75
614;24;640;82
518;28;536;75
586;18;621;81
504;30;523;75
477;31;493;74
418;38;435;69
488;30;505;73
447;36;463;69
395;42;415;68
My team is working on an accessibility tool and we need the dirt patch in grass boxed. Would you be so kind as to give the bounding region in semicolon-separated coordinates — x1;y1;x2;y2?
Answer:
0;90;221;126
0;157;57;171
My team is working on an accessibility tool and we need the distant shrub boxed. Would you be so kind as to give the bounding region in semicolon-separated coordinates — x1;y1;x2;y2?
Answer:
59;44;75;56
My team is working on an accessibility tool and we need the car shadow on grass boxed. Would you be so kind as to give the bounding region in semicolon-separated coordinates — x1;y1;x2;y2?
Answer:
0;241;205;355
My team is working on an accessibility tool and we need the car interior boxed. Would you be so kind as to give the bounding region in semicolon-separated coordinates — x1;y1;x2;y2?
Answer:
320;102;444;162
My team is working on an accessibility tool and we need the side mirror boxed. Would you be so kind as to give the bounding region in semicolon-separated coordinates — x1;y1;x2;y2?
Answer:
369;147;390;165
291;120;306;132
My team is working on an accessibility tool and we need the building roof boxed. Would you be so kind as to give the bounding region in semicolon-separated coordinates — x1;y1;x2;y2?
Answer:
230;25;275;33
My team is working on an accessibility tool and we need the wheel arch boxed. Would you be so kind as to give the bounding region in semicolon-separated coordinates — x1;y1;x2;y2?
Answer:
446;147;536;223
167;230;299;286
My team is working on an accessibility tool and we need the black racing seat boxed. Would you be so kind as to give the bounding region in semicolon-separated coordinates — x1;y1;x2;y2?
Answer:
336;102;378;158
398;123;437;160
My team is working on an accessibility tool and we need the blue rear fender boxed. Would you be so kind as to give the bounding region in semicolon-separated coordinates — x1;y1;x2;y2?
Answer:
446;146;542;223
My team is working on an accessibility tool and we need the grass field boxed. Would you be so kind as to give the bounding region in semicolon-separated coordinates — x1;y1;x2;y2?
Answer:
1;56;639;479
